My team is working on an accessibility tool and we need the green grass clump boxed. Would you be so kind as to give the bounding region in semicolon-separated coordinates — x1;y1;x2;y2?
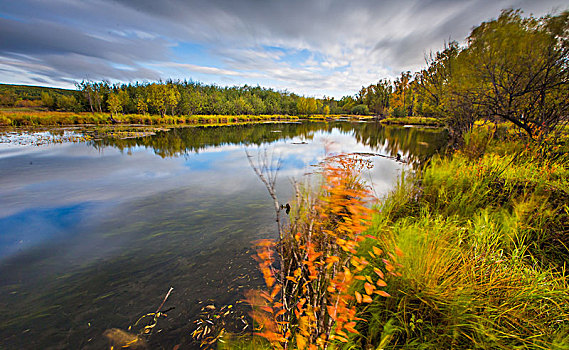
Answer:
350;129;569;349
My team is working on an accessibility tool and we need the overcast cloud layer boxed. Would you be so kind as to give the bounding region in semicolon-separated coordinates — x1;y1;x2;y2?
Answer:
0;0;567;97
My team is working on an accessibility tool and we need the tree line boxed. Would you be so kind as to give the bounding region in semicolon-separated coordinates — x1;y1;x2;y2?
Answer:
1;9;566;140
356;9;569;140
51;81;367;117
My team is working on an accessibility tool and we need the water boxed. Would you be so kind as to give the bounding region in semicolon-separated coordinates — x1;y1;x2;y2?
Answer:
0;121;447;349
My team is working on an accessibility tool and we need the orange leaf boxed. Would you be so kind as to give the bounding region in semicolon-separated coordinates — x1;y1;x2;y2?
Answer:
275;309;287;317
362;294;373;303
270;285;282;299
376;278;387;287
260;306;273;313
364;282;375;295
373;267;384;279
395;246;404;257
354;291;362;303
373;246;383;256
376;290;391;297
335;336;348;343
286;276;297;283
327;305;337;320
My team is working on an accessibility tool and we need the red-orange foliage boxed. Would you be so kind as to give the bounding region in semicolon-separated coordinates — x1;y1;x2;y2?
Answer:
246;154;399;349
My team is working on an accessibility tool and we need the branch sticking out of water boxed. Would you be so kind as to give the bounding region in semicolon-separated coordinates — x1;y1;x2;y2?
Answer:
245;148;284;240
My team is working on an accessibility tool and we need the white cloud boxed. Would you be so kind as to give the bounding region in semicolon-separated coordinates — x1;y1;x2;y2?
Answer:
0;0;566;96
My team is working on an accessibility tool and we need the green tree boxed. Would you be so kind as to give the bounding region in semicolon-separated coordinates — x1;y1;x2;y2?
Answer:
0;90;18;107
165;84;181;116
107;93;122;117
358;80;392;116
351;104;369;115
390;72;413;117
147;83;168;117
416;41;469;135
461;9;569;139
297;97;318;116
57;94;79;112
41;92;57;111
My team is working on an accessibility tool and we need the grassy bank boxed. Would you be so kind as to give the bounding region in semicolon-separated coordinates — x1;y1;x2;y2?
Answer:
0;110;299;127
380;116;443;127
349;128;569;349
0;110;380;127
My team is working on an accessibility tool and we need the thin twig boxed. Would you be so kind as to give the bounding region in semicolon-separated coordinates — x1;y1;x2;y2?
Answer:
156;287;174;313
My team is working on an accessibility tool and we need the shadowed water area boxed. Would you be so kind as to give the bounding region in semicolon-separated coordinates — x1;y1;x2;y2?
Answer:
0;121;447;349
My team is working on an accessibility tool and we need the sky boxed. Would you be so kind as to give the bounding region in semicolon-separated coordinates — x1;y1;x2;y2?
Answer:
0;0;567;98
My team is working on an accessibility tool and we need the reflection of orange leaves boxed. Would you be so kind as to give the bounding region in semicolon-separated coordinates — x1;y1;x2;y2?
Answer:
254;239;275;247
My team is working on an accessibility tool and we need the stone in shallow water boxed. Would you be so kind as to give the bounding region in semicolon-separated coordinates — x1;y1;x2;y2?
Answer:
103;328;147;349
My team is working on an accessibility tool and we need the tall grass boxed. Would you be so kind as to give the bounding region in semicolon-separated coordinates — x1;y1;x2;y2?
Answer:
350;128;569;349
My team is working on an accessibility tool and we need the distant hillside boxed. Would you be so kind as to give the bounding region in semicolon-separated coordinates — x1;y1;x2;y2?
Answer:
0;84;77;101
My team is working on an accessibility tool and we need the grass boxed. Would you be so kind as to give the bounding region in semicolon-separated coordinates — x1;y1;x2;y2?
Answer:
307;114;375;120
380;116;443;127
347;127;569;349
0;111;299;127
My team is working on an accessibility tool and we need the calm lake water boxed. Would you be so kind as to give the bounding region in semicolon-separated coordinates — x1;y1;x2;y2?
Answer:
0;121;447;349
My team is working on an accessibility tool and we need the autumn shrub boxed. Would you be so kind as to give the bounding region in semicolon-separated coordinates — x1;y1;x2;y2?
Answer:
245;154;398;349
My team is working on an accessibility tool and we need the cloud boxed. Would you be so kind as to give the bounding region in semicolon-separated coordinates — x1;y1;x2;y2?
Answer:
0;0;566;96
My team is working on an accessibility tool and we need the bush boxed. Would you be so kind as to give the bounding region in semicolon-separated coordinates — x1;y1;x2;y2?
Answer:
351;104;370;115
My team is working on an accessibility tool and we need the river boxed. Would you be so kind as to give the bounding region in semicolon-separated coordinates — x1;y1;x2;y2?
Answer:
0;121;446;349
